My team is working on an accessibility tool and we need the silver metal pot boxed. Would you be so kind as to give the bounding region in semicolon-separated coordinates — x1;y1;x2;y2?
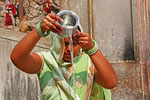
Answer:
57;10;80;38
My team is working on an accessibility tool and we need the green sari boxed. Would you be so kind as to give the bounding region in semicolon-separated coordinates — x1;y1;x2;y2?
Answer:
37;32;111;100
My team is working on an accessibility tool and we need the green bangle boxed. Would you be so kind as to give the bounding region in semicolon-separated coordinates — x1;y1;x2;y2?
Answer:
83;40;99;55
36;20;50;37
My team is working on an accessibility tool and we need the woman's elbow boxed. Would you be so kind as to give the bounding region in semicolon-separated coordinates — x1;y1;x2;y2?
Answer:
10;51;19;66
10;52;15;63
106;77;117;89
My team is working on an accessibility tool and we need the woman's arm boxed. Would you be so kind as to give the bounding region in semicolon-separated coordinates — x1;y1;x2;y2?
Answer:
73;30;117;89
10;13;63;74
10;28;43;74
89;50;117;89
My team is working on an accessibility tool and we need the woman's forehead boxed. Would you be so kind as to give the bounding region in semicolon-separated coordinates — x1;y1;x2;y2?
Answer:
64;38;77;45
64;38;70;42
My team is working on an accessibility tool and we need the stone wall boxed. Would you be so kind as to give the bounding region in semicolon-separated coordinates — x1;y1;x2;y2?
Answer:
0;0;60;32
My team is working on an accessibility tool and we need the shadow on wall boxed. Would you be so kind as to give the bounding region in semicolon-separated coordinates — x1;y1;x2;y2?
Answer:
123;34;135;61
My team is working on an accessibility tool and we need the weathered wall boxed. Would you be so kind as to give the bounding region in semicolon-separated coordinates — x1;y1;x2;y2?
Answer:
0;0;149;100
0;28;51;100
93;0;149;100
93;0;135;61
137;0;150;99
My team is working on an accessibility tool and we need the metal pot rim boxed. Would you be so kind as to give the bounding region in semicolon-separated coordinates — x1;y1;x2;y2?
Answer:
57;10;80;29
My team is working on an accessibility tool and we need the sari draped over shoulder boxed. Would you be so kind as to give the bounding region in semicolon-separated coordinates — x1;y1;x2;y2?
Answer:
37;32;111;100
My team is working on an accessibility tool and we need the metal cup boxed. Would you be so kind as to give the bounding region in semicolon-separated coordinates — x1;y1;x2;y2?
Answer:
57;10;80;38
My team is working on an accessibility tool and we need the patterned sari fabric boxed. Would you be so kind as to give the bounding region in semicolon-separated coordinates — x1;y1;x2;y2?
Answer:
37;32;111;100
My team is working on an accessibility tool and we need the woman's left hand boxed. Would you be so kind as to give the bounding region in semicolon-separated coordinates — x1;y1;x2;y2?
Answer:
73;30;94;50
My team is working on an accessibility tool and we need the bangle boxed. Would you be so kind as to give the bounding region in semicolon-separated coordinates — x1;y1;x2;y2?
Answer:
83;40;99;55
36;20;50;37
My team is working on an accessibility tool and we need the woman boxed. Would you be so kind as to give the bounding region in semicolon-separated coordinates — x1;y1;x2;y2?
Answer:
10;13;117;100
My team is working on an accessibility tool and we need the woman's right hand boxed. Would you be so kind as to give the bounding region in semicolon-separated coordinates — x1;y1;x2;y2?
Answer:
40;13;63;34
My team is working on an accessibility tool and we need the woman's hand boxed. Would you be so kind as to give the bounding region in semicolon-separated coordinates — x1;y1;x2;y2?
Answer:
73;30;94;50
41;13;63;34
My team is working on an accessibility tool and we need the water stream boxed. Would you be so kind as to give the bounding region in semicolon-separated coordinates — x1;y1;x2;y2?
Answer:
66;27;76;100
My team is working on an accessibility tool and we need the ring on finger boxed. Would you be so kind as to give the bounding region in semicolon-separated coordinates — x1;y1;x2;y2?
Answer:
47;22;52;26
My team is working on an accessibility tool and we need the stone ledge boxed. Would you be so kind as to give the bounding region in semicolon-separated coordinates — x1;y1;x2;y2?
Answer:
0;28;51;49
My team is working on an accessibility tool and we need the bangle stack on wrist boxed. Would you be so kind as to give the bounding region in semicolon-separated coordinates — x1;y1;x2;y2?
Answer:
83;40;99;55
36;20;50;37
